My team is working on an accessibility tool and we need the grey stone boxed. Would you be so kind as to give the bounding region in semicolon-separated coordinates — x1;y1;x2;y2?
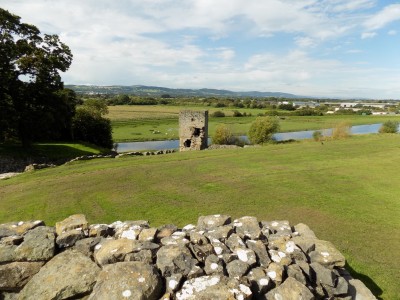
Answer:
226;259;249;278
188;243;214;263
265;277;314;300
226;233;246;251
138;227;158;242
187;265;205;279
348;279;377;300
56;228;86;248
310;262;336;287
94;239;158;266
156;224;178;240
88;224;113;237
294;223;317;239
156;245;195;276
334;276;349;296
0;244;16;263
160;235;190;246
189;231;209;245
0;291;19;300
15;226;55;261
0;262;44;291
234;216;261;240
55;214;88;236
166;273;183;292
74;237;101;258
246;239;271;267
210;239;231;256
197;215;231;231
286;263;308;286
88;261;162;300
309;239;346;269
266;262;284;285
262;220;292;236
175;275;252;300
235;248;257;266
18;250;100;300
124;249;153;264
204;254;225;275
0;221;44;238
1;236;23;246
268;249;291;266
204;225;233;242
247;267;271;296
292;236;316;254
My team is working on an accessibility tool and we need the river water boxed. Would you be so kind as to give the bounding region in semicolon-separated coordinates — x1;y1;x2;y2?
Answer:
115;123;390;152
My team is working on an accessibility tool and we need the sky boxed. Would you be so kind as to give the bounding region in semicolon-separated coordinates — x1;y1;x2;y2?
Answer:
1;0;400;99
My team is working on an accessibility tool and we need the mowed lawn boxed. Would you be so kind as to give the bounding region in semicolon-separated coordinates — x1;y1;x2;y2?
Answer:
1;134;399;298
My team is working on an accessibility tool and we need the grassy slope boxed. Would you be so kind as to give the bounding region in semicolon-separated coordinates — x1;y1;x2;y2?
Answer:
1;134;399;298
108;105;400;142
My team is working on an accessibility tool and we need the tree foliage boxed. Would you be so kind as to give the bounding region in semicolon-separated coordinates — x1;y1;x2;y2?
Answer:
248;117;280;144
0;8;74;145
213;124;233;145
72;100;113;149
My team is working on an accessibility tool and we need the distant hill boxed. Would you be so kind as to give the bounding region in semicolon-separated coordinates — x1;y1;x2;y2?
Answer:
65;84;301;98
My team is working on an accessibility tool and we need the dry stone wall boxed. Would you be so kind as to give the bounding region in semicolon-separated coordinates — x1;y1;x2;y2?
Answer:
0;214;377;300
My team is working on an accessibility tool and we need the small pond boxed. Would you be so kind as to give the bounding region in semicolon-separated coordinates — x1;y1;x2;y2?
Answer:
115;123;392;152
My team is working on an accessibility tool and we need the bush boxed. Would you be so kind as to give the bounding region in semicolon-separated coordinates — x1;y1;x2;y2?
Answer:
213;124;233;145
248;117;280;144
332;122;351;140
232;110;243;117
313;130;323;142
212;111;225;117
379;120;399;133
72;108;113;149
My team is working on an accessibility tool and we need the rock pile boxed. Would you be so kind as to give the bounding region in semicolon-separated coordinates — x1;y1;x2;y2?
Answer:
0;214;376;299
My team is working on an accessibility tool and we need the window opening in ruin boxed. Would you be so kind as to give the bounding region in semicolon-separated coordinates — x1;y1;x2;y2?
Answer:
193;128;201;137
184;139;191;148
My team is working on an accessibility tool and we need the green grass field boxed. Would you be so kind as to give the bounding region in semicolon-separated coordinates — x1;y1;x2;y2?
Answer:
108;105;400;142
0;134;399;299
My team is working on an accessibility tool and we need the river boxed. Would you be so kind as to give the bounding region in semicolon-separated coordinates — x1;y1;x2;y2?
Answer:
115;123;391;152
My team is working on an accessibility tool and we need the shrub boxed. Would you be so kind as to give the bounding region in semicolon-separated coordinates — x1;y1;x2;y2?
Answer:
212;111;225;117
248;117;280;144
213;124;233;145
232;110;243;117
313;130;323;142
379;120;399;133
332;122;351;140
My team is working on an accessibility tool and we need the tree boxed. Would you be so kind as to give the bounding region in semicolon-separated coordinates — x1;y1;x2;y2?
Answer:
72;99;113;149
0;8;73;146
248;117;280;144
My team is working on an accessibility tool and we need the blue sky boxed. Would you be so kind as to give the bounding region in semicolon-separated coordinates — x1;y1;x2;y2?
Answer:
2;0;400;99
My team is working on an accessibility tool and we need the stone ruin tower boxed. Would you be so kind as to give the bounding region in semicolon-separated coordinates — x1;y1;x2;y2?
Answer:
179;110;208;151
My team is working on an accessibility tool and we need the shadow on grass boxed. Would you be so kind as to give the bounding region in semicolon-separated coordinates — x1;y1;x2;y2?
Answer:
0;143;104;161
345;262;383;300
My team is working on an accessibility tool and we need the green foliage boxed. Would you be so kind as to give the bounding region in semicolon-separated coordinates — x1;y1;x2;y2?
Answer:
248;117;280;144
278;103;296;111
0;8;74;146
332;122;351;139
82;99;109;116
294;108;323;116
72;108;113;149
211;110;225;117
313;130;323;142
232;110;243;117
379;120;399;133
213;124;234;145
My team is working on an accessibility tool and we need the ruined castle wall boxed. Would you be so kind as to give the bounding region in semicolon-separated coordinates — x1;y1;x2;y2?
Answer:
179;110;208;151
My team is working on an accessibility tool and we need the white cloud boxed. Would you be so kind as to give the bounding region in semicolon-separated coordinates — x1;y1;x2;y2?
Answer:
388;30;397;35
361;32;377;39
364;4;400;30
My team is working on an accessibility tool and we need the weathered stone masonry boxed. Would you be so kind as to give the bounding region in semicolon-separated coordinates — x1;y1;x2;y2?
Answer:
0;214;376;299
179;110;208;152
